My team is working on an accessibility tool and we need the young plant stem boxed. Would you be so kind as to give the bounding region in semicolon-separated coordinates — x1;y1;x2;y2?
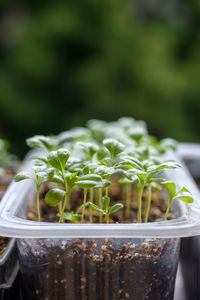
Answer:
59;192;69;223
61;167;70;211
164;200;172;221
81;188;88;223
36;185;41;222
137;186;144;223
105;186;109;197
125;183;131;219
144;183;151;223
57;183;62;215
98;188;103;223
106;214;109;224
89;188;94;223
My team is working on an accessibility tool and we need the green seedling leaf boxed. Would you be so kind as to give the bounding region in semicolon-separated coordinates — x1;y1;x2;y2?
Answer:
62;212;81;223
177;196;194;204
102;196;110;211
47;151;62;170
31;155;49;166
50;175;64;184
97;147;109;161
109;203;124;215
78;142;99;160
103;139;125;158
15;172;35;182
151;182;162;191
26;135;57;151
176;187;191;195
83;166;90;175
89;203;105;214
45;188;65;207
80;174;102;182
95;179;111;188
161;181;176;200
95;166;115;177
76;180;98;189
57;148;70;169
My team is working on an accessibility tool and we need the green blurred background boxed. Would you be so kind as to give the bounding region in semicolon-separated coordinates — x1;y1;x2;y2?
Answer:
0;0;200;158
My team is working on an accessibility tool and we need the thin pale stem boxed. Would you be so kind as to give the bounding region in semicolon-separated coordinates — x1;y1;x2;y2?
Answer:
57;183;62;215
59;192;69;223
144;183;151;223
106;214;109;224
137;187;143;223
98;188;103;223
164;200;172;221
105;187;109;197
125;183;131;219
89;188;94;223
36;185;41;222
81;189;88;223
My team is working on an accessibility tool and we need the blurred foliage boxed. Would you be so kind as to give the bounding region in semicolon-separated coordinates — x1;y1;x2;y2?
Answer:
0;0;200;157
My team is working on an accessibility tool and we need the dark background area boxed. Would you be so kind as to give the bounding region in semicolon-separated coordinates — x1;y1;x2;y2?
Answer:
0;0;200;158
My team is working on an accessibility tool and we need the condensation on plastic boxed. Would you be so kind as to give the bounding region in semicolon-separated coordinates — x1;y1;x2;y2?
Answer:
0;150;199;238
0;238;19;289
17;237;180;300
178;143;200;300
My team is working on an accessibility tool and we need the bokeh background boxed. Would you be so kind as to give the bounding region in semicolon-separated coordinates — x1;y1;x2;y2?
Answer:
0;0;200;158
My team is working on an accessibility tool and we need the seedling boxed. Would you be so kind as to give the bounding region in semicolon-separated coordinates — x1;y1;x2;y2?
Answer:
26;135;59;152
15;166;56;221
14;117;194;226
90;196;123;223
161;181;194;220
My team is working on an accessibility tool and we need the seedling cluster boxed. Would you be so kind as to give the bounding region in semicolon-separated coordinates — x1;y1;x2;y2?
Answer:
15;117;194;223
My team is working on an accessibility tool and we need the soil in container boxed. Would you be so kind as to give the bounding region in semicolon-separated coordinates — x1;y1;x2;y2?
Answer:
17;180;179;300
18;237;180;300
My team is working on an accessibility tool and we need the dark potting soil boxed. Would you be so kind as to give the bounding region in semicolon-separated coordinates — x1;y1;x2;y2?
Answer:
22;181;178;300
27;180;173;223
18;237;180;300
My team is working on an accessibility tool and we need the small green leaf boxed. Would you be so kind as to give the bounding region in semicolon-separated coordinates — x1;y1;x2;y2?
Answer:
151;182;161;191
109;203;124;215
76;180;97;189
62;212;81;223
45;188;65;207
97;148;109;160
177;196;194;204
161;181;176;201
103;139;125;158
57;148;70;169
15;172;35;182
89;203;105;214
102;196;110;211
95;179;111;188
80;174;102;182
47;151;61;171
176;187;191;195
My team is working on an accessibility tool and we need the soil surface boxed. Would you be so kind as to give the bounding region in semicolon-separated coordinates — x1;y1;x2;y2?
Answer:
28;179;173;223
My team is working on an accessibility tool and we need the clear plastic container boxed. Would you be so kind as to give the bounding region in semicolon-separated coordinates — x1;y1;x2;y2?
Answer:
0;150;200;300
18;237;180;300
178;143;200;300
0;238;20;300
